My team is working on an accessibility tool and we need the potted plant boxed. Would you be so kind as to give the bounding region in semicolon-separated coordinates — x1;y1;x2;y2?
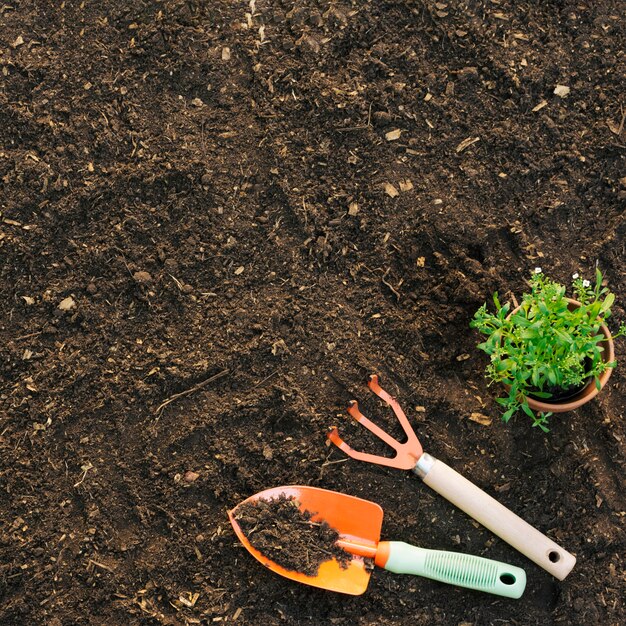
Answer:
470;268;625;431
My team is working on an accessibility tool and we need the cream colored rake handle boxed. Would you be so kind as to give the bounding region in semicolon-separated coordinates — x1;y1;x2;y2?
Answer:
415;454;576;580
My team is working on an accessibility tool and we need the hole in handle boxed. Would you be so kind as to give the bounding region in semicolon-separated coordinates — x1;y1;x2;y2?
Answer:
548;551;561;563
499;573;516;585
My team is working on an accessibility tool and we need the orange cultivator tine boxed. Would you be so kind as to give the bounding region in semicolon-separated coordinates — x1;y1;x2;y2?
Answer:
327;375;423;470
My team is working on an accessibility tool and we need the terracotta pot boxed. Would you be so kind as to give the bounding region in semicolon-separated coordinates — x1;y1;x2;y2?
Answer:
506;298;615;414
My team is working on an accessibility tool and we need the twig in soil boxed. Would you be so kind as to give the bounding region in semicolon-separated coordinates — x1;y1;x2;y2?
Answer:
168;274;185;291
73;462;94;487
363;264;401;300
381;268;401;301
154;504;177;523
320;458;349;467
40;591;66;606
310;545;334;557
318;457;348;479
155;369;229;414
88;558;114;573
249;370;279;390
11;331;42;342
617;104;625;136
301;197;308;226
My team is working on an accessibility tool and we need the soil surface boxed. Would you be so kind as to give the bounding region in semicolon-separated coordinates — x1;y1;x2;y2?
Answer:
232;494;351;576
1;1;625;625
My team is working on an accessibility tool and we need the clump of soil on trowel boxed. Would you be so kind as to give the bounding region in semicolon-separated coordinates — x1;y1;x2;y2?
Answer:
234;494;352;577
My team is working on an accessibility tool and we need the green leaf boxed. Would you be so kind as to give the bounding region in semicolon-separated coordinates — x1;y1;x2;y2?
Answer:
510;314;531;327
476;341;490;354
554;329;573;344
495;358;511;373
529;391;552;399
532;420;550;433
520;329;538;340
502;408;515;423
600;293;614;313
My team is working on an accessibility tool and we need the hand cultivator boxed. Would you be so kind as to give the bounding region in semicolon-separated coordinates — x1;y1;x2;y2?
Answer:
327;375;576;580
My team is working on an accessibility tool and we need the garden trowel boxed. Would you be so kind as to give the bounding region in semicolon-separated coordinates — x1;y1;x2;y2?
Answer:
229;485;526;598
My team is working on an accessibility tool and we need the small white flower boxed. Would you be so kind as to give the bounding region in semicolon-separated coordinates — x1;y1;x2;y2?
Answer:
534;267;542;274
582;279;590;288
572;273;579;279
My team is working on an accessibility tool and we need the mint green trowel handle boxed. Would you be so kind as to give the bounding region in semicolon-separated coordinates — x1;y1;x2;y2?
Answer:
381;541;526;599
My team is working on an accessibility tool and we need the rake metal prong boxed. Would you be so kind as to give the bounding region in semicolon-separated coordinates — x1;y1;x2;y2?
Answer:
326;428;414;470
367;375;421;451
347;400;402;449
327;375;424;470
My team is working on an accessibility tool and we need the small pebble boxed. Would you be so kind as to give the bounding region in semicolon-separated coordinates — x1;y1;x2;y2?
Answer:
133;271;152;284
57;296;76;311
183;471;200;483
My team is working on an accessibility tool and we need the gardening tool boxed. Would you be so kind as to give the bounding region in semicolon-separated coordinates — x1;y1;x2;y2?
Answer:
229;485;526;598
327;375;576;580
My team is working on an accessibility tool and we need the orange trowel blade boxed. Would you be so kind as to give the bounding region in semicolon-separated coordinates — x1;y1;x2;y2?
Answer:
228;486;384;595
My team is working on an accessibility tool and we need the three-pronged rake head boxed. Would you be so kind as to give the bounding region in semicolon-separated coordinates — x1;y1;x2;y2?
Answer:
327;375;423;470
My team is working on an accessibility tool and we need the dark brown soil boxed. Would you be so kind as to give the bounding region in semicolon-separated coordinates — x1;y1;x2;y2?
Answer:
1;1;625;625
232;494;352;577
